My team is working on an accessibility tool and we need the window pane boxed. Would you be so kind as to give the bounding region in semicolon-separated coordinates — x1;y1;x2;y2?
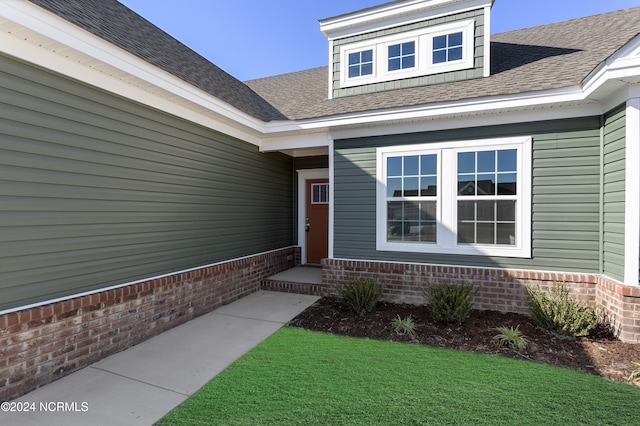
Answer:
420;223;437;243
403;56;415;69
387;157;402;176
448;47;463;61
433;50;446;64
477;223;495;244
458;222;474;244
496;200;516;221
498;149;517;172
449;32;463;47
420;201;437;221
404;177;419;196
403;42;415;55
387;178;402;197
421;176;437;196
497;173;517;195
477;151;495;173
388;201;403;221
404;222;420;241
362;50;373;62
497;223;516;245
361;63;373;75
476;200;495;221
404;156;419;175
458;152;475;173
404;202;420;220
389;58;401;71
348;65;359;78
458;201;474;221
458;175;475;195
388;221;403;240
476;173;495;195
388;44;401;58
433;35;446;49
348;52;360;65
421;154;437;175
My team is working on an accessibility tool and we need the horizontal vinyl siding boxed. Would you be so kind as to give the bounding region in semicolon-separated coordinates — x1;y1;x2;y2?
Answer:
0;54;293;311
602;105;626;282
333;118;602;273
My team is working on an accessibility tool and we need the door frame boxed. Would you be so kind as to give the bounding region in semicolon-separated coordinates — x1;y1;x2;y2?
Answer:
297;168;329;264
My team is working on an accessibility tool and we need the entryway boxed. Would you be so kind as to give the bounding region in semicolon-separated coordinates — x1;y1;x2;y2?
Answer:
297;169;329;265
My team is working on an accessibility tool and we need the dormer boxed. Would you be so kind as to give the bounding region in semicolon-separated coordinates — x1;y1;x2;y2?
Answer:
320;0;494;99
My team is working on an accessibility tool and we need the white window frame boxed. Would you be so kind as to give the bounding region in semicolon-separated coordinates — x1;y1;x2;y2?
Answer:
376;136;532;258
339;20;475;89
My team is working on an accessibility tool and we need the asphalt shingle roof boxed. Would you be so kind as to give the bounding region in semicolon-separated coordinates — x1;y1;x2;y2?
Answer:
28;0;287;122
28;1;640;123
246;7;640;120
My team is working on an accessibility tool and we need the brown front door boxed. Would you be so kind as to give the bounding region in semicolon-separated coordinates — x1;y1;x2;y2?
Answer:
306;179;329;264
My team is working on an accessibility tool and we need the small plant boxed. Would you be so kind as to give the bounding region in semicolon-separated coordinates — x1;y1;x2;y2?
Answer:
391;315;417;336
334;273;384;316
422;282;478;324
629;362;640;383
493;325;528;351
527;282;602;337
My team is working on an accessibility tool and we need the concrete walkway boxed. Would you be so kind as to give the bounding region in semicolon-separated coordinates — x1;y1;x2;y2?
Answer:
2;291;320;426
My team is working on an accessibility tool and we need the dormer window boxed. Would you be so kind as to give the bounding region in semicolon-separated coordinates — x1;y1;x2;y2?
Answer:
433;32;463;64
388;42;415;71
348;50;374;78
338;20;476;89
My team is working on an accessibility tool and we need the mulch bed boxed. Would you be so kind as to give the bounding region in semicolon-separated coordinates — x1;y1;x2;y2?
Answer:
288;297;640;386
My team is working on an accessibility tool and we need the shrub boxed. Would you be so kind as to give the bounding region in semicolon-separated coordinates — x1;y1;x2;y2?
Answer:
527;282;601;337
629;362;640;383
335;273;384;316
493;325;528;351
422;282;478;324
391;315;417;336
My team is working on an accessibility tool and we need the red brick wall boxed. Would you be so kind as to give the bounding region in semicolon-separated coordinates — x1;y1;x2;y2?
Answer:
0;248;296;402
322;258;639;343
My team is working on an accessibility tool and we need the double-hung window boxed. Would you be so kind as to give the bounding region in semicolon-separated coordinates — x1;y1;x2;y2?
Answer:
377;137;532;258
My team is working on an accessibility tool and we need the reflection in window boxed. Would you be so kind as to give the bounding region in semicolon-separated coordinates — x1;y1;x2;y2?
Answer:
457;149;517;245
386;154;437;242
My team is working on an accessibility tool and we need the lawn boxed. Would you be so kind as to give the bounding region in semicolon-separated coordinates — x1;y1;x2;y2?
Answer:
157;327;639;425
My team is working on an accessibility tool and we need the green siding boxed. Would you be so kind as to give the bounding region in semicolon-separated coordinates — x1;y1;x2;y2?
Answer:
332;9;485;98
333;118;603;273
602;105;626;282
0;54;294;311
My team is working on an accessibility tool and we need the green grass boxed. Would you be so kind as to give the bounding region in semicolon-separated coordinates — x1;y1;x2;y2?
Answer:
158;327;639;426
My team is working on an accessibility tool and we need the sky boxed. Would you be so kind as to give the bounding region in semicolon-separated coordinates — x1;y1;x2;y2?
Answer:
117;0;640;81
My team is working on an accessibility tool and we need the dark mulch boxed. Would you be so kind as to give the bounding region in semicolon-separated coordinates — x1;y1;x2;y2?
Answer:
288;297;640;386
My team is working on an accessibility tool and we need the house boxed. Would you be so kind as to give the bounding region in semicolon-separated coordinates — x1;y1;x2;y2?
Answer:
1;0;640;400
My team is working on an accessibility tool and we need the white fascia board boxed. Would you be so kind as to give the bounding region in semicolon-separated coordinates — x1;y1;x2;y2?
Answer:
260;132;330;152
320;0;492;40
0;1;265;145
264;85;598;136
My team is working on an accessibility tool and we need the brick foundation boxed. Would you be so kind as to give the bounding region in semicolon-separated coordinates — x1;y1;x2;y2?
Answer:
0;247;296;402
322;258;640;343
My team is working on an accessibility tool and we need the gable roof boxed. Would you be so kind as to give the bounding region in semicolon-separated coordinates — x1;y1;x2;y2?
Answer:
26;1;640;125
246;6;640;121
27;0;286;122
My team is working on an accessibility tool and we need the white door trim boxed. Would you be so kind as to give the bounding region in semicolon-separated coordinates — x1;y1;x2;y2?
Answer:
297;169;329;264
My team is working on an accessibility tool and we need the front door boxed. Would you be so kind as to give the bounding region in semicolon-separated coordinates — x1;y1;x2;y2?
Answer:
306;179;329;264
